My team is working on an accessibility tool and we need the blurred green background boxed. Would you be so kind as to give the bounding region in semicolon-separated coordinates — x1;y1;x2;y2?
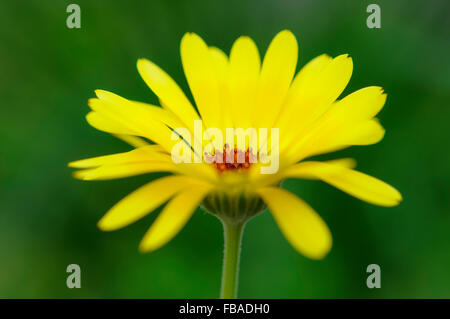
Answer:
0;0;449;298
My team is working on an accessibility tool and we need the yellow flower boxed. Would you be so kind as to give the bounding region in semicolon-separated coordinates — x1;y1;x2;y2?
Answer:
69;30;401;260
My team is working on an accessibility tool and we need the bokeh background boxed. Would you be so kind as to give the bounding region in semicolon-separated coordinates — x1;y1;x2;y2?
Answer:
1;0;449;298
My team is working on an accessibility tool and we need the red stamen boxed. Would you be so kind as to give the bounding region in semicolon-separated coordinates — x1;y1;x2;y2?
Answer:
207;144;256;172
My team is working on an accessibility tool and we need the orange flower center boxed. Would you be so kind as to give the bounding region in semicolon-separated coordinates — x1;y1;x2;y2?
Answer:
204;144;256;173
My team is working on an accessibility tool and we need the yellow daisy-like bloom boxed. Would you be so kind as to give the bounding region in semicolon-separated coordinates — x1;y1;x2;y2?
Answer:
70;30;401;263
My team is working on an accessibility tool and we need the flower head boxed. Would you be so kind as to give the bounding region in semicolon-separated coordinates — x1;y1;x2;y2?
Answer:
69;30;401;259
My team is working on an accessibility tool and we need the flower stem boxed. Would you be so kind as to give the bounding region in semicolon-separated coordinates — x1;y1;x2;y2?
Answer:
220;220;244;299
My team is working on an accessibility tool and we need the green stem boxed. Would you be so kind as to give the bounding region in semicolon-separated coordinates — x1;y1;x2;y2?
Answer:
220;220;245;299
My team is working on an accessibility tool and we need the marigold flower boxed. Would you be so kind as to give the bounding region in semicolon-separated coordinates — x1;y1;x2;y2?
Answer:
69;30;401;298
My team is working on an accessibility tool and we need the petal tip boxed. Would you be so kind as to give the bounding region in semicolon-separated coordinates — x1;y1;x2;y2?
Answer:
138;240;156;253
94;89;110;100
392;191;403;206
307;246;332;260
137;58;152;69
181;32;201;44
87;98;97;106
97;219;114;232
71;171;83;180
298;232;332;260
335;53;353;64
72;170;94;181
276;29;298;45
278;29;294;37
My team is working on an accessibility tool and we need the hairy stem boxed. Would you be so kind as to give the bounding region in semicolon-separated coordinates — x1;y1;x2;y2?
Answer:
220;220;245;299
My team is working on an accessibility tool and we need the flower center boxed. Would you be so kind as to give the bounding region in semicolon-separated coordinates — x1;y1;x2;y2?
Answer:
204;144;256;173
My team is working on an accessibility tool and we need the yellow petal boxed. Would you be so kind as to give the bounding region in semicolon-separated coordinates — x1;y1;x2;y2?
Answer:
175;162;219;184
86;111;136;135
308;54;353;108
131;100;186;130
68;145;170;169
112;134;150;148
324;158;357;169
139;184;213;252
281;54;352;136
327;86;387;122
208;46;233;132
275;54;332;151
229;36;260;128
301;119;386;158
90;90;176;152
87;107;183;149
287;54;333;95
333;119;385;146
98;176;207;231
180;33;222;129
254;30;298;128
136;58;200;133
72;162;175;180
256;187;332;259
283;161;402;206
286;86;386;161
